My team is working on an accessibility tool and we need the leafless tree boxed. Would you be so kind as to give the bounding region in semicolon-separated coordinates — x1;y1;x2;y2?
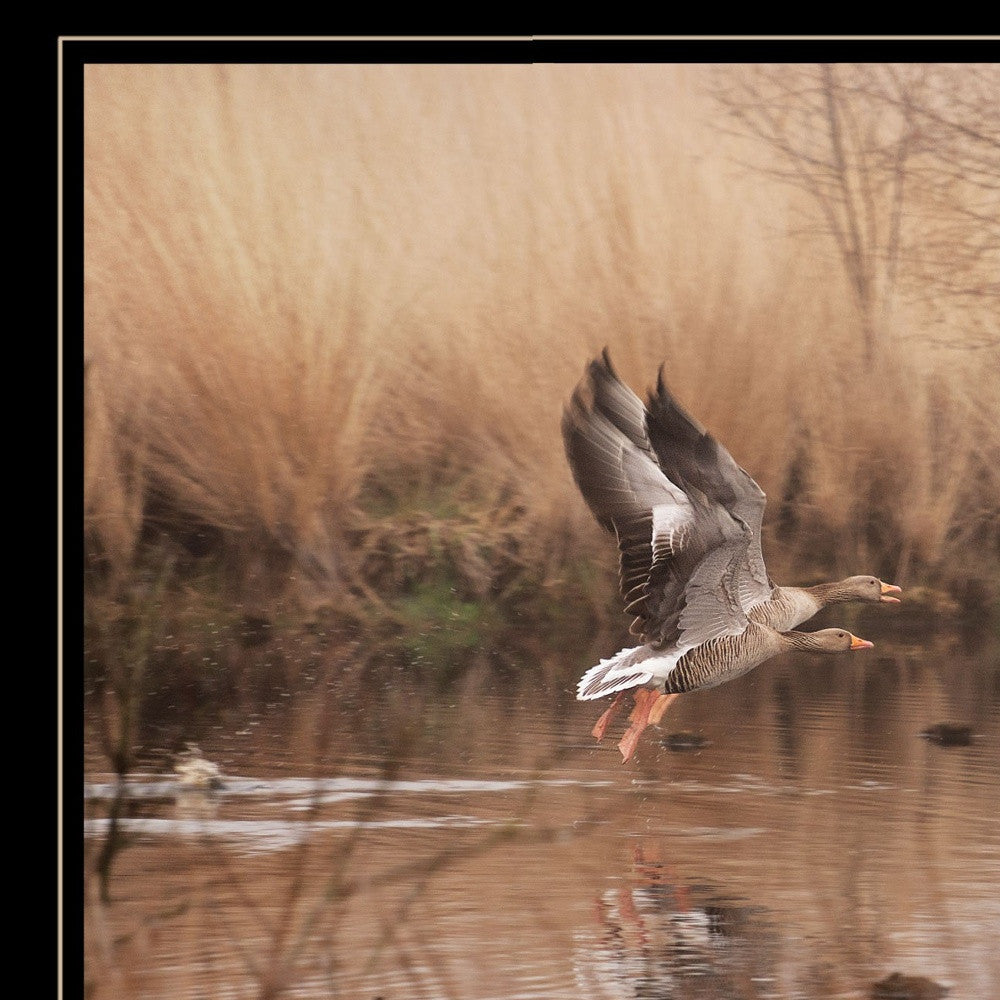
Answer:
886;64;1000;348
711;63;1000;357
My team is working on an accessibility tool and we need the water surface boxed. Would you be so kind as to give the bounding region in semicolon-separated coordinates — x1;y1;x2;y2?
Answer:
84;623;1000;998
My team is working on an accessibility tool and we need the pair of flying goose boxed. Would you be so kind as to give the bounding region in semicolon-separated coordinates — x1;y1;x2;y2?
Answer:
562;351;900;762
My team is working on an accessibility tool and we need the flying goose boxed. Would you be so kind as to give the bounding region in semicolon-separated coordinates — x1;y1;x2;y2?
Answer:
562;350;899;761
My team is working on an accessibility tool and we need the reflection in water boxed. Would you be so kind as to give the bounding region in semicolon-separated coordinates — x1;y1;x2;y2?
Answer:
83;626;1000;999
172;786;223;825
578;844;777;999
772;677;799;781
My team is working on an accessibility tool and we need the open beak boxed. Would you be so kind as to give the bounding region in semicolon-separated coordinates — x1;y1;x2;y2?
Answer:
850;634;874;650
879;582;902;604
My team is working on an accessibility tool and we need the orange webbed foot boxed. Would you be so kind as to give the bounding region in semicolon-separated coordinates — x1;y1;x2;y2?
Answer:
648;693;679;726
618;691;680;762
618;689;660;762
592;690;627;741
618;725;644;763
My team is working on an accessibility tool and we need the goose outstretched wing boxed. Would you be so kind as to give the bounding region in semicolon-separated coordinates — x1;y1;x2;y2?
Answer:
645;365;773;616
562;351;774;650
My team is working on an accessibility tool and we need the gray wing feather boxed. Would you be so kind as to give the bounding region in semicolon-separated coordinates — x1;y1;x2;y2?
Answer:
562;366;695;623
563;351;775;652
645;367;773;613
675;540;754;648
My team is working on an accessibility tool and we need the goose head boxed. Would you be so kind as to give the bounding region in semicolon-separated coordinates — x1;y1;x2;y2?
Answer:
790;628;874;653
833;575;902;604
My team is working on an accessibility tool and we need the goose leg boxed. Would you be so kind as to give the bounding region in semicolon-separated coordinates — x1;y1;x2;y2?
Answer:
648;693;679;726
618;691;680;762
618;689;660;762
592;690;627;740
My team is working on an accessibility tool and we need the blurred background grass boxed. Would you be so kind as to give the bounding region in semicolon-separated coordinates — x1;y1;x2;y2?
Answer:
83;63;1000;676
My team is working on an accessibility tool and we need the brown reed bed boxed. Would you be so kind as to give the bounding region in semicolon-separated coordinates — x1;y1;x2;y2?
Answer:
83;64;1000;682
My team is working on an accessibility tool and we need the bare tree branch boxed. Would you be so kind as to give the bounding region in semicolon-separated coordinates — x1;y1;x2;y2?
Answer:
709;64;999;352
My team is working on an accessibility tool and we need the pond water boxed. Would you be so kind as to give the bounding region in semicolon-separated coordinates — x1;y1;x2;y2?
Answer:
83;621;1000;999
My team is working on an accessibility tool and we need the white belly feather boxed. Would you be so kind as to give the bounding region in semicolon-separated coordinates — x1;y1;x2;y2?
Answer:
575;643;691;700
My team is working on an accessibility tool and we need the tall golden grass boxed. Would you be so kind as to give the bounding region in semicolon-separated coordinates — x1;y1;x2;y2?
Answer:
83;64;1000;622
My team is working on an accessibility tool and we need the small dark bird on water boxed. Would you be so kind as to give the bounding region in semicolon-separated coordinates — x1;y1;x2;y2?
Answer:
920;723;973;747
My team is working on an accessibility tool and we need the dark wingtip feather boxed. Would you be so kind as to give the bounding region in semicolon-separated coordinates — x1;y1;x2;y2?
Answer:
560;383;591;445
590;349;616;387
647;367;707;440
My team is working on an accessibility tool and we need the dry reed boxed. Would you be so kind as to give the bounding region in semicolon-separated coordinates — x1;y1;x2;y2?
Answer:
83;64;1000;635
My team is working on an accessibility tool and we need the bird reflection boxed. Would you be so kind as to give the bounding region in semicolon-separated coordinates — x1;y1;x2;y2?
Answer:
773;677;801;778
578;844;776;999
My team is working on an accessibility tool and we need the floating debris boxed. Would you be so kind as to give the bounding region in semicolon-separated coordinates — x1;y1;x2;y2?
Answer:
920;723;973;747
661;731;710;752
174;743;225;790
871;971;948;999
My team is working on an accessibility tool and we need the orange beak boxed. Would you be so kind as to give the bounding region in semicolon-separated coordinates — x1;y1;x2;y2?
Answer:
879;582;902;603
850;634;874;650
